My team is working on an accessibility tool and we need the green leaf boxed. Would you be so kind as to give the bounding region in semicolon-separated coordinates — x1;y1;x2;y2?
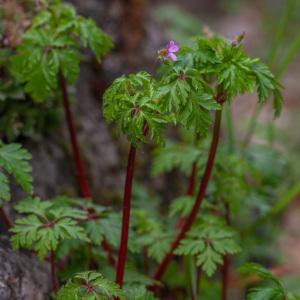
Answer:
0;172;10;204
0;143;33;195
239;263;284;289
246;287;284;300
85;212;121;248
103;71;169;145
55;48;80;84
11;198;88;258
10;31;59;101
169;195;194;217
239;263;288;300
151;141;203;176
176;220;241;277
57;271;125;300
10;1;113;101
77;18;113;60
124;286;158;300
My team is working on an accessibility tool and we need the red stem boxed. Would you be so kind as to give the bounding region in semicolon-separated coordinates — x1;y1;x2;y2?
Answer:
115;144;137;287
187;162;197;196
59;72;91;199
221;256;229;300
176;162;197;229
152;110;222;283
0;207;12;228
102;239;116;267
59;72;116;267
50;250;59;293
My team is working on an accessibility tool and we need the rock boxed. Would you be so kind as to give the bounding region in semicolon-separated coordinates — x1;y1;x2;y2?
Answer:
0;237;51;300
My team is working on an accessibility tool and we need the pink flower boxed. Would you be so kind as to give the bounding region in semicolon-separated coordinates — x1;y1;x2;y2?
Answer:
159;40;180;61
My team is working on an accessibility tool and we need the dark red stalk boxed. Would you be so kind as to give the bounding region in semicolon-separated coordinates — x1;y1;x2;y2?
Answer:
176;136;199;229
50;250;59;293
152;109;222;283
102;239;116;267
59;72;91;199
59;72;116;267
176;162;197;229
187;162;197;196
0;207;12;228
115;144;137;287
221;256;230;300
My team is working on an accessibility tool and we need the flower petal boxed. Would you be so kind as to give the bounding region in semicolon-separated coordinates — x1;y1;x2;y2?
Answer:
166;40;179;53
166;52;177;61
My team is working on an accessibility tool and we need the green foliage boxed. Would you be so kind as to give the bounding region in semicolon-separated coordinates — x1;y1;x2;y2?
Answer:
169;195;194;217
157;64;220;135
103;71;171;145
124;286;158;300
0;46;60;142
57;271;125;300
211;148;253;214
0;3;290;297
0;141;33;205
85;212;121;248
10;197;88;258
131;207;173;261
157;35;282;132
10;0;113;101
176;217;241;276
151;141;205;176
239;263;300;300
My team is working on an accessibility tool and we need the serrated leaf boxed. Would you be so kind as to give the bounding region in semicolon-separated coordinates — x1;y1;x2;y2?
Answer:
103;71;169;145
176;221;241;277
169;195;194;217
239;263;284;289
124;286;158;300
57;271;125;300
77;18;113;60
10;198;88;258
0;143;33;195
0;172;10;204
151;141;203;176
246;287;284;300
10;1;113;102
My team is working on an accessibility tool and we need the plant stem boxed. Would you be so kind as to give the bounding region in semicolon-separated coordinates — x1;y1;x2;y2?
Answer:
221;256;229;300
50;250;59;294
153;109;222;283
59;72;116;267
224;102;235;153
187;162;197;196
115;144;137;287
177;136;198;229
59;72;91;199
102;239;116;267
0;207;12;228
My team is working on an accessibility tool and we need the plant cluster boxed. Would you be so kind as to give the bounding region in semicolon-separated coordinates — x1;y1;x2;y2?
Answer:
1;0;300;300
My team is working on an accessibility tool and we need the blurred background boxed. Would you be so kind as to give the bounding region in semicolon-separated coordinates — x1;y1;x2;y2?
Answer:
1;0;300;299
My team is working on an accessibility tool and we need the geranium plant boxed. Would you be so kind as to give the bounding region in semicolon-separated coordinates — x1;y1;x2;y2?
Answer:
2;1;300;300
